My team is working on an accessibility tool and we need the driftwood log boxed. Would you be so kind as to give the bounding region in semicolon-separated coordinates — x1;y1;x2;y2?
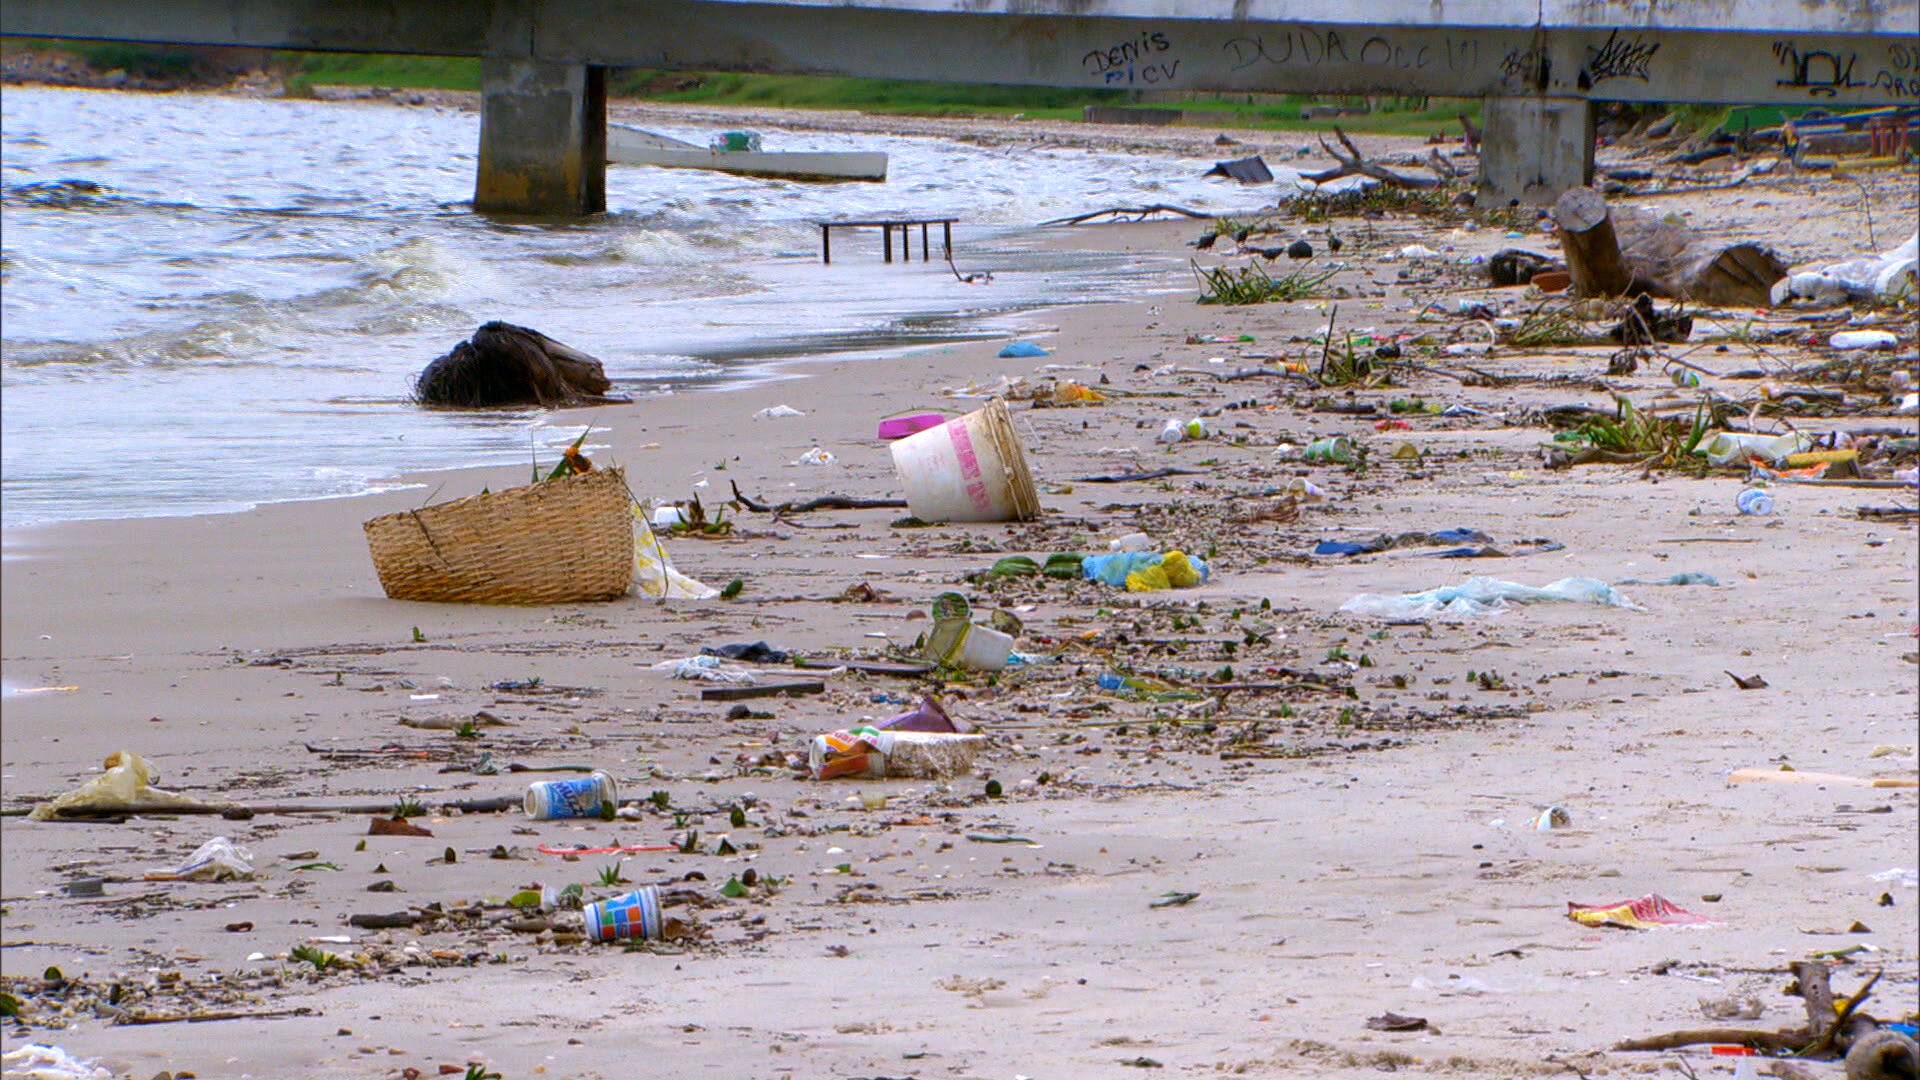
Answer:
1551;186;1788;306
1305;126;1447;189
414;321;625;407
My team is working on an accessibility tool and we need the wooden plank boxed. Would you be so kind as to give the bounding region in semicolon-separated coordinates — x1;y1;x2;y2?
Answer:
795;658;934;676
700;681;827;701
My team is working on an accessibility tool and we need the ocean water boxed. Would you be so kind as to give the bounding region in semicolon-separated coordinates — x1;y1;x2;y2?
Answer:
1;88;1245;528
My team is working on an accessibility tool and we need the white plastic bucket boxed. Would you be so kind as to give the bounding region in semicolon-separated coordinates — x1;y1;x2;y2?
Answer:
889;398;1039;523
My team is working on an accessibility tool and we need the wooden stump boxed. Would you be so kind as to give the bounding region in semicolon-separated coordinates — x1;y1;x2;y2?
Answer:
1553;186;1788;307
1552;186;1633;297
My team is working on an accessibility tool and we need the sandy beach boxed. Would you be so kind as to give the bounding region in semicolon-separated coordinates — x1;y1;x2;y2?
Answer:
3;101;1918;1080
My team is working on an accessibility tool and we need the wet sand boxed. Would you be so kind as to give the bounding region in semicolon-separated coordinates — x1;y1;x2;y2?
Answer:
3;118;1917;1080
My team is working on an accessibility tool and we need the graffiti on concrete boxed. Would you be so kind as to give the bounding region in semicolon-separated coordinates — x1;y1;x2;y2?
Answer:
1580;29;1660;87
1773;41;1864;96
1222;29;1480;75
1082;29;1180;85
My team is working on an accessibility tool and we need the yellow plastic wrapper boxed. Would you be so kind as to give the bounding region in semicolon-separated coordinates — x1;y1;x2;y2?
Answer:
1161;550;1202;588
29;751;212;820
1125;564;1171;592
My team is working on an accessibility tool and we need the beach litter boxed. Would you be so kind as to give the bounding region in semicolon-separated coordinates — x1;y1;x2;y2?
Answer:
1616;571;1719;586
701;641;790;663
924;593;1016;671
889;399;1039;523
29;750;213;820
795;446;836;466
807;728;984;780
1083;550;1209;592
1;1044;111;1080
144;836;254;882
1338;577;1638;620
877;412;948;440
525;771;619;820
998;341;1049;358
654;655;758;684
753;404;806;419
1567;893;1716;930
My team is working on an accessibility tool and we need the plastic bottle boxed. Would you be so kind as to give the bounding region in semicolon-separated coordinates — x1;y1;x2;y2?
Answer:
1736;488;1774;516
1158;418;1207;443
1304;436;1356;464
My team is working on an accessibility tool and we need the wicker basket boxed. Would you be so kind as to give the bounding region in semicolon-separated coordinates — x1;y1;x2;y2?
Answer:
363;467;634;604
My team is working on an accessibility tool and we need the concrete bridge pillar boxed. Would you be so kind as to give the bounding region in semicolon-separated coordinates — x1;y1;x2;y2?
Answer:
1477;97;1595;208
475;58;605;215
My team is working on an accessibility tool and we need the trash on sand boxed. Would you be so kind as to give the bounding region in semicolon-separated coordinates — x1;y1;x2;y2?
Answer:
1616;572;1718;586
753;404;805;419
1567;893;1716;929
583;885;664;942
925;614;1015;671
795;446;836;466
0;1044;111;1080
1531;806;1572;831
808;728;984;780
1286;477;1327;502
1725;671;1769;690
889;399;1040;524
1083;550;1209;592
874;696;973;734
1150;890;1200;908
1304;436;1357;464
1365;1012;1431;1032
702;641;791;663
1698;431;1815;466
1339;577;1637;620
1830;330;1899;351
412;321;626;407
1158;417;1208;443
1770;231;1918;306
144;837;254;882
654;655;758;684
29;750;213;820
877;412;950;441
1728;766;1919;789
1044;381;1106;405
524;771;618;819
1736;488;1776;516
997;341;1049;358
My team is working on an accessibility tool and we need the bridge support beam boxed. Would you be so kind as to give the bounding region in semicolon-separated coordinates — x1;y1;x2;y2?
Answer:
1477;96;1595;208
475;58;605;215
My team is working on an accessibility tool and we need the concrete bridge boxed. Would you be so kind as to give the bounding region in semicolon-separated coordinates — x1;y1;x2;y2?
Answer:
5;0;1915;213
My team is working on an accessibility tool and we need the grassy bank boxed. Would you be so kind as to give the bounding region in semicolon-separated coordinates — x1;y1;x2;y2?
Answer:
14;41;1474;134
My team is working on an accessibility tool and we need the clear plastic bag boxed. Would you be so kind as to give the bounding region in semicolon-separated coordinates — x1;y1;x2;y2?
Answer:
1339;576;1639;620
146;836;254;882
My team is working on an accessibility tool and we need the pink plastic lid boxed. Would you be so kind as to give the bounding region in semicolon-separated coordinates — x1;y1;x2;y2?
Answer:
876;412;949;441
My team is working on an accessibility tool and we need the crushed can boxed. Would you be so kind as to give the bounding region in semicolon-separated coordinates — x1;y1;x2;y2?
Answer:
524;770;617;820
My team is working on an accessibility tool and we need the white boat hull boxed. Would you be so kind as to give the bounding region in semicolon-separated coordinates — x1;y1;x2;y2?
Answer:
608;126;887;182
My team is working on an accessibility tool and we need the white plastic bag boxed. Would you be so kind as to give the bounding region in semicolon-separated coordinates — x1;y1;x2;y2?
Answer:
1;1044;111;1080
147;836;254;882
651;655;756;684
